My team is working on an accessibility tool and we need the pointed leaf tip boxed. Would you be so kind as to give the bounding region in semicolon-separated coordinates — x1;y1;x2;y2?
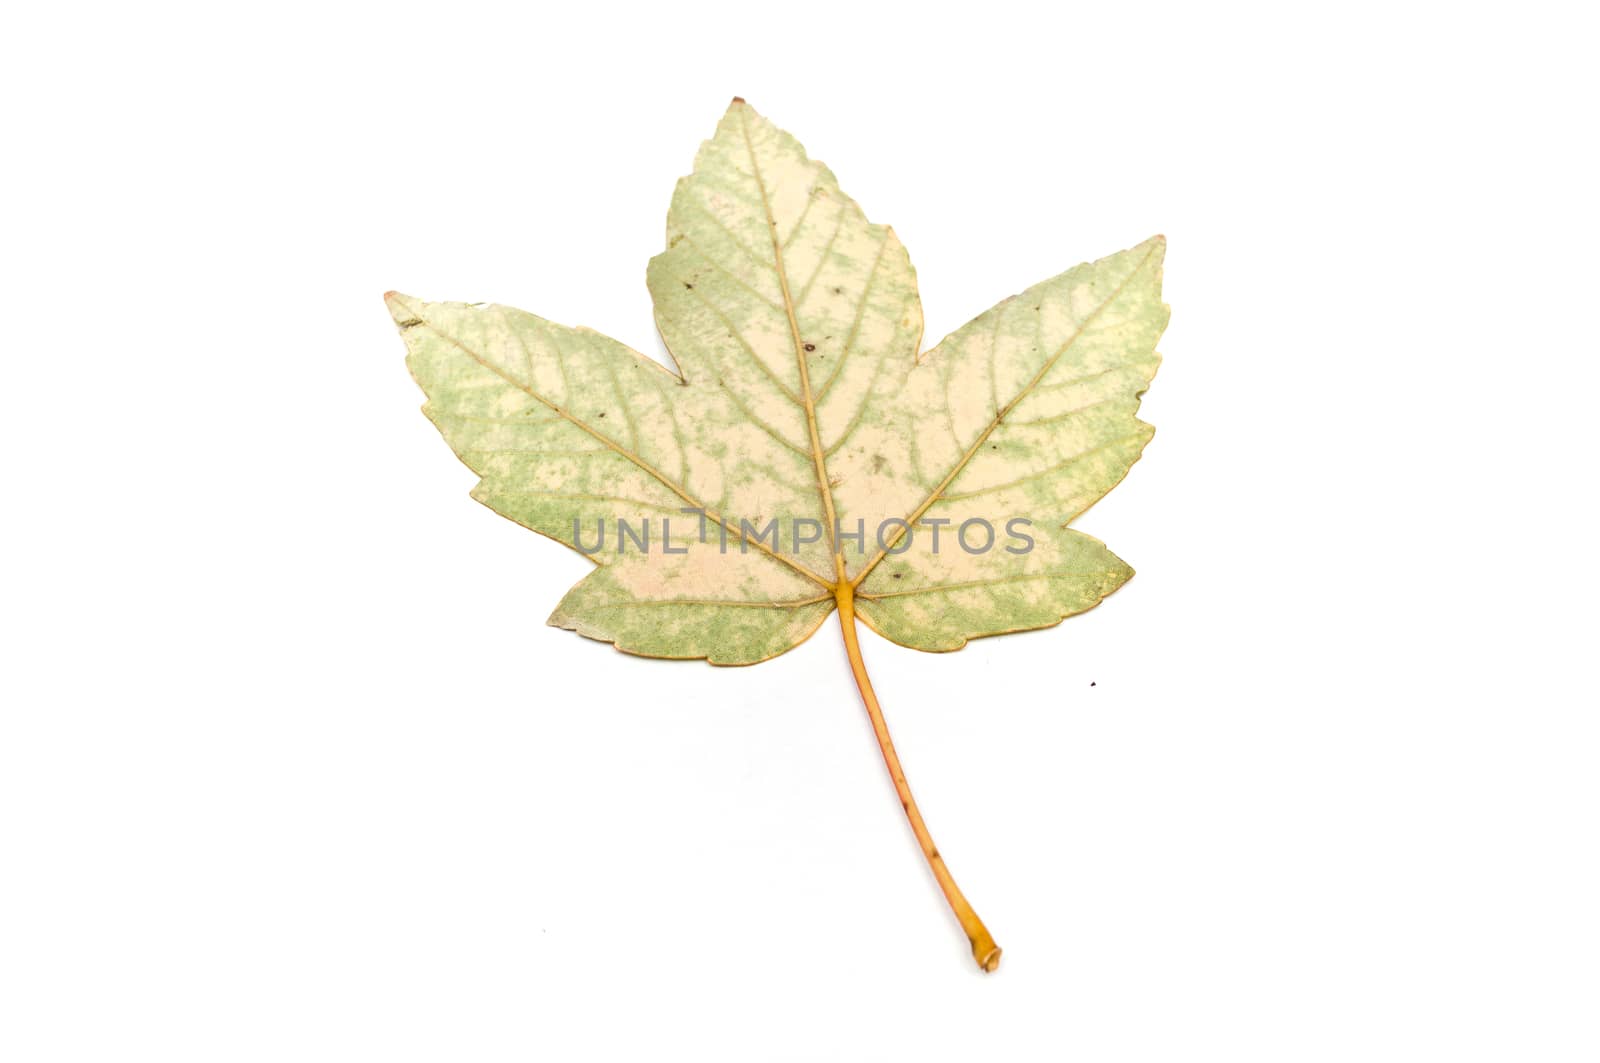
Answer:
384;291;422;328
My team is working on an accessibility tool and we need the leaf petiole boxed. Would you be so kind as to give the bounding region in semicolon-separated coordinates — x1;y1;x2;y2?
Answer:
835;583;1002;973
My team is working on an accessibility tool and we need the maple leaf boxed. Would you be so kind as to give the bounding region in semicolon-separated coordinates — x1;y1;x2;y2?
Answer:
387;99;1169;971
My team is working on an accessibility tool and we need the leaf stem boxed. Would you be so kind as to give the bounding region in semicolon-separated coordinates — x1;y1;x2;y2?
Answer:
835;584;1002;972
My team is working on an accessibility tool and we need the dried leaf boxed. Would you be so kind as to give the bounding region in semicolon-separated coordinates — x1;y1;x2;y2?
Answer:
388;99;1169;970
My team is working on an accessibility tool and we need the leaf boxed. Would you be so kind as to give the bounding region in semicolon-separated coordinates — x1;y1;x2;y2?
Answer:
388;99;1169;970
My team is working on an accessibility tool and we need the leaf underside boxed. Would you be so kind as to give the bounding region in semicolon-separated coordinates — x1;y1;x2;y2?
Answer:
390;101;1168;665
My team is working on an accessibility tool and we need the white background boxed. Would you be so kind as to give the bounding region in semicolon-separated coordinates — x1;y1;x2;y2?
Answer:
4;3;1597;1060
